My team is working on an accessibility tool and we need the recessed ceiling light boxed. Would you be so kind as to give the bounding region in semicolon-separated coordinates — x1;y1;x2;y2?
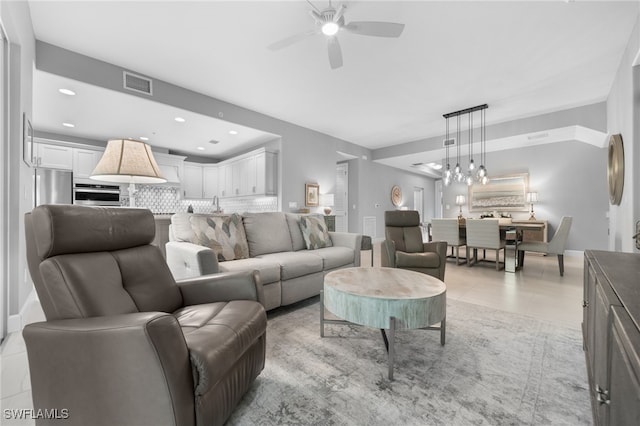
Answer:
175;117;186;123
228;130;238;135
139;136;149;141
196;146;205;151
58;88;76;96
62;122;75;128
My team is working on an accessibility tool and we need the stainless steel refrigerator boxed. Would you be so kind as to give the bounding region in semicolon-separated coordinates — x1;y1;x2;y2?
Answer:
34;168;73;206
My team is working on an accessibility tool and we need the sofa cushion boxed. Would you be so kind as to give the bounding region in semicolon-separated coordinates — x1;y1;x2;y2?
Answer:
285;213;307;251
396;251;441;269
189;214;249;262
175;301;266;396
217;258;281;285
299;215;333;250
243;212;293;256
171;212;195;242
310;246;355;270
258;251;323;280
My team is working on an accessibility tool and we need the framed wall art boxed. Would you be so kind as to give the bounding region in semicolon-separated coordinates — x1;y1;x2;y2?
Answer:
468;173;529;212
305;183;319;206
23;113;34;167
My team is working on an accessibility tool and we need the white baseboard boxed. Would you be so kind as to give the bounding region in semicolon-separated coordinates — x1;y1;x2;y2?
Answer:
6;289;37;333
565;250;584;257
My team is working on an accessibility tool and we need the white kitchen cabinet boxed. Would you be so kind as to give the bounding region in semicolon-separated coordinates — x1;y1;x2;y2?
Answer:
33;143;73;170
153;152;185;186
218;163;233;198
203;165;218;199
218;149;277;198
183;162;204;199
73;148;103;178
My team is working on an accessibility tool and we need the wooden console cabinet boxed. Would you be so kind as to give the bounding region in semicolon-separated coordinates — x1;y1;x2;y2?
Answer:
583;250;640;425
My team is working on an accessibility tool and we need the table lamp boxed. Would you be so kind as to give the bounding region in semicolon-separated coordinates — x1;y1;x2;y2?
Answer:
526;192;538;220
319;193;335;215
91;139;167;207
455;195;466;219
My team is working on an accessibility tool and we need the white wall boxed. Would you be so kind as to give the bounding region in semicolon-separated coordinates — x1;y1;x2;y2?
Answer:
607;11;640;253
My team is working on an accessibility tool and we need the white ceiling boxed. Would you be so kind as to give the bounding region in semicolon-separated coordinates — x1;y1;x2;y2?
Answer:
28;0;639;162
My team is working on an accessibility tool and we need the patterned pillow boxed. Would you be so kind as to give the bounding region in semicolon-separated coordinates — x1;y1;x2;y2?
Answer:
189;213;249;262
299;215;333;250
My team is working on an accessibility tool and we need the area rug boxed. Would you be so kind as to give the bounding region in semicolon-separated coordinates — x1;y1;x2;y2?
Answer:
227;297;592;425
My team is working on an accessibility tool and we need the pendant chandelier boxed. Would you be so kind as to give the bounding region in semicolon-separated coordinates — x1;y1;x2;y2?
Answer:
442;104;489;186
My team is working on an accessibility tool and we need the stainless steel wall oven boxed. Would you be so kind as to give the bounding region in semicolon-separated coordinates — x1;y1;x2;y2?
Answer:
73;183;121;206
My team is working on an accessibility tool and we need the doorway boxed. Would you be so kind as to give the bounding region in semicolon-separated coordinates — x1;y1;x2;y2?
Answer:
434;180;443;219
335;163;348;232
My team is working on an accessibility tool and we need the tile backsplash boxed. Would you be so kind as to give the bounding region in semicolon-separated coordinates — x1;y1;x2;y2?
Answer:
124;185;278;214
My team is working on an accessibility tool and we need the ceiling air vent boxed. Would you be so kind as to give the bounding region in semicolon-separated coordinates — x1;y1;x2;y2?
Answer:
123;71;153;95
443;137;456;147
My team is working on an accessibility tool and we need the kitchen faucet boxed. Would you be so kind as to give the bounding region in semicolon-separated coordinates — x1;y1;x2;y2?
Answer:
212;195;221;213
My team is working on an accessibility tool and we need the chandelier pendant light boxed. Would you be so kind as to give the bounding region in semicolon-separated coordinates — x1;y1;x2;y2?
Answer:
443;116;452;186
442;104;489;186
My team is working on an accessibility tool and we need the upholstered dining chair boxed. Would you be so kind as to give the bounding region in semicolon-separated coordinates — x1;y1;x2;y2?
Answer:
23;204;266;426
465;219;506;271
518;216;573;276
381;210;447;281
431;218;466;265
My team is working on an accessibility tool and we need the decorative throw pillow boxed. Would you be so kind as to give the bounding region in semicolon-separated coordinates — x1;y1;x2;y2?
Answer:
299;215;333;250
189;213;249;262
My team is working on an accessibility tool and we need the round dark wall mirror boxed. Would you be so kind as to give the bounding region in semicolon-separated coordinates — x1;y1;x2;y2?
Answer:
607;134;624;205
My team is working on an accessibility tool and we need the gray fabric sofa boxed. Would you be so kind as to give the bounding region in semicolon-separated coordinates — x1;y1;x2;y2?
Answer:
166;212;362;310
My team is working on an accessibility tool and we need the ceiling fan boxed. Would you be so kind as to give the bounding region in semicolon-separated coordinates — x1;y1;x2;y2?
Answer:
267;1;405;69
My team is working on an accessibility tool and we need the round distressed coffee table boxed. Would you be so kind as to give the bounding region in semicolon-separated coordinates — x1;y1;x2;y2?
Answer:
321;267;446;380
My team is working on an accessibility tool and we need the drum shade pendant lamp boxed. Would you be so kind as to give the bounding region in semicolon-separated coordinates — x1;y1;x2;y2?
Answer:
91;139;166;207
442;104;489;186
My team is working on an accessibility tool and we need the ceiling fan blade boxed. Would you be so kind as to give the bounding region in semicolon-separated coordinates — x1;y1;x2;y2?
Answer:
267;28;318;51
343;21;405;38
327;37;343;69
333;5;346;22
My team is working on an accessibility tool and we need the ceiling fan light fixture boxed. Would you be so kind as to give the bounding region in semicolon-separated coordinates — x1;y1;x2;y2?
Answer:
322;22;339;36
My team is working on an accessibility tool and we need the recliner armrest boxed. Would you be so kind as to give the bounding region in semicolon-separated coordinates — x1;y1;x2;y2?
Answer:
423;241;447;258
177;270;264;306
23;312;195;426
166;241;219;280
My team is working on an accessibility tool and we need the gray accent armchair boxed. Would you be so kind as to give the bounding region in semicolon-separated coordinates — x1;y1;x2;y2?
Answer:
23;205;266;426
381;210;447;281
518;216;573;276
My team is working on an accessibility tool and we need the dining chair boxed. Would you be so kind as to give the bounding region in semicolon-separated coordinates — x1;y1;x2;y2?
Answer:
518;216;573;276
431;218;466;265
465;219;505;271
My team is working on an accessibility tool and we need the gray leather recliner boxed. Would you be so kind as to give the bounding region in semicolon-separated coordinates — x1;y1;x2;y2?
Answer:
23;205;267;426
381;210;447;281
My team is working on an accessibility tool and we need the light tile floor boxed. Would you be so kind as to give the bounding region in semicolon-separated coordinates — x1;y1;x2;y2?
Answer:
0;247;585;424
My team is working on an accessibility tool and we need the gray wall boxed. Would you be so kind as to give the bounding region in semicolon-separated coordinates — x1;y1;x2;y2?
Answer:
607;12;639;253
349;158;435;238
441;140;609;251
1;0;36;331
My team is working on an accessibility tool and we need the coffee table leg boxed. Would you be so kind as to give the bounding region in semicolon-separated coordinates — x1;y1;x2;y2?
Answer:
440;316;446;346
388;316;396;381
320;290;325;338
